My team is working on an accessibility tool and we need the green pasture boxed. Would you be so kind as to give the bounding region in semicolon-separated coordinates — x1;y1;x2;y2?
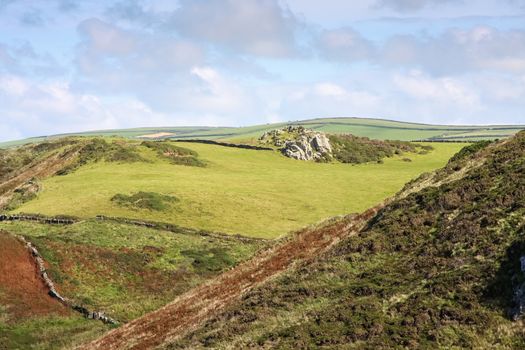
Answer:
12;141;466;238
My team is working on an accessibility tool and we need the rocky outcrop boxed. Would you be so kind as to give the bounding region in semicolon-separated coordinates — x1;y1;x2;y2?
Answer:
259;126;333;161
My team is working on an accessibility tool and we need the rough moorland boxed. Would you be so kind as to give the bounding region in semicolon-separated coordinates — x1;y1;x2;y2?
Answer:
0;218;265;349
168;132;525;349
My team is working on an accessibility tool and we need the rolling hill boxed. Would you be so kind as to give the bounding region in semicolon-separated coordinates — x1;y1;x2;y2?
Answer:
1;117;523;148
1;137;463;238
160;131;525;349
78;131;525;350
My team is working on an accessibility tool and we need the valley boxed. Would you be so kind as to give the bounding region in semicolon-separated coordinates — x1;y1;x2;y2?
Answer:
0;122;522;349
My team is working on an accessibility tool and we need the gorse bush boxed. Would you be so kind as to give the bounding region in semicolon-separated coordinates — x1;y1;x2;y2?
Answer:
111;191;179;211
328;134;431;164
141;141;206;167
57;138;145;175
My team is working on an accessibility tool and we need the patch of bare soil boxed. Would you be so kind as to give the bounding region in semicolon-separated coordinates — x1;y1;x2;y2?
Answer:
0;231;70;320
79;205;383;350
137;132;175;139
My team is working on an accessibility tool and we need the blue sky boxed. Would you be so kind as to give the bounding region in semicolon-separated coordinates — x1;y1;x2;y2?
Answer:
0;0;524;141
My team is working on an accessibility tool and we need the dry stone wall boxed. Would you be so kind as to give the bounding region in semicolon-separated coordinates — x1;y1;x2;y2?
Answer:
0;214;77;224
95;215;267;243
15;234;117;325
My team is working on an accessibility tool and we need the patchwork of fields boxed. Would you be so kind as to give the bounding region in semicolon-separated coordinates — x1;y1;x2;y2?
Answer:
1;117;522;148
11;141;465;238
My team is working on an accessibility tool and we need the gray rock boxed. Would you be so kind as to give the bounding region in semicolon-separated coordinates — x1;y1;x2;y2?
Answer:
258;125;333;161
281;132;332;161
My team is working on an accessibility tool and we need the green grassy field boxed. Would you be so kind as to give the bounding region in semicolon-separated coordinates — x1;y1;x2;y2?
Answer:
1;117;522;148
12;141;466;238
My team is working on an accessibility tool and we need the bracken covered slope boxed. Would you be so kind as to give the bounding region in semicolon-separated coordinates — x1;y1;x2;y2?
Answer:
166;131;525;349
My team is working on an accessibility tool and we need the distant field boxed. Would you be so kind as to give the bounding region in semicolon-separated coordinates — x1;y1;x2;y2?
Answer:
12;141;465;238
1;117;522;148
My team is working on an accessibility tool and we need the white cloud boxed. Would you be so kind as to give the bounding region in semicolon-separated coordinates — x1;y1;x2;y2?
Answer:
317;27;374;61
78;18;137;55
374;0;458;12
166;0;303;57
0;73;173;141
278;82;382;119
315;25;525;76
394;70;480;107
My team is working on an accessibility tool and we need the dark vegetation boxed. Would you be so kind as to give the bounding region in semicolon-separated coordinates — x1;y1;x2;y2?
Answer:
0;139;77;181
169;132;525;349
57;138;145;175
329;134;433;164
142;141;206;167
173;139;273;151
4;180;39;210
111;192;179;211
447;140;492;163
181;248;237;273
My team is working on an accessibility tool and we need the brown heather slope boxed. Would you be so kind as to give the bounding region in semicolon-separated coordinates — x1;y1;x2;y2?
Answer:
0;231;70;320
78;206;383;350
0;145;80;209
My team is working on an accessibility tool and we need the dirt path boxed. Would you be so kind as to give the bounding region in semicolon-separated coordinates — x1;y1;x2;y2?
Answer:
0;231;70;319
78;205;382;350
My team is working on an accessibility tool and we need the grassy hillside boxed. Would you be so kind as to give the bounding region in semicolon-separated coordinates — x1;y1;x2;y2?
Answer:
10;140;465;238
1;117;522;148
167;133;525;349
0;219;263;349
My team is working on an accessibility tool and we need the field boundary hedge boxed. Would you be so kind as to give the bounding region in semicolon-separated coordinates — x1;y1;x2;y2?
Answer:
173;139;273;151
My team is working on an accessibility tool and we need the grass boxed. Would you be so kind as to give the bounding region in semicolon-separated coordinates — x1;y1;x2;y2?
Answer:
0;315;109;350
11;141;466;238
0;219;263;323
111;191;179;211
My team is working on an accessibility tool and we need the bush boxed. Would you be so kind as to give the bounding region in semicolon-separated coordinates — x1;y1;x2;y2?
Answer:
111;191;179;211
57;138;146;175
141;141;206;167
328;134;429;164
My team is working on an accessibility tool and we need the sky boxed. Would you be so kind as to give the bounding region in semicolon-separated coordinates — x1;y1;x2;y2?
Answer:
0;0;525;141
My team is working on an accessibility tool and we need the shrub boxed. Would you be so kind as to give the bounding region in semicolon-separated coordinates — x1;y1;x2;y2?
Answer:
56;138;146;175
328;134;430;164
111;191;179;211
141;141;206;167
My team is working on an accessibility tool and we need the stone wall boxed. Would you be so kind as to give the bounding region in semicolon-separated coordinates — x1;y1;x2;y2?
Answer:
173;139;273;151
16;235;117;325
0;214;77;225
95;215;267;243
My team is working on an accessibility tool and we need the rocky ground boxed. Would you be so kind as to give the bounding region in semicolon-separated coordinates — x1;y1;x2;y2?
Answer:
259;125;333;161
